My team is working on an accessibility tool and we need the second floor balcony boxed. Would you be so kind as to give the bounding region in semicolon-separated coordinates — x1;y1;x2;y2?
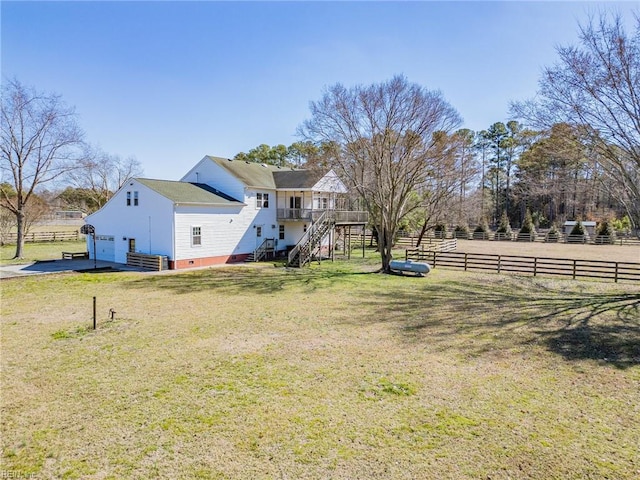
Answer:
277;208;368;225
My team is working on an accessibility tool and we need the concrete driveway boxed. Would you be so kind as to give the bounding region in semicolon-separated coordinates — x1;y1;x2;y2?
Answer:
0;258;140;279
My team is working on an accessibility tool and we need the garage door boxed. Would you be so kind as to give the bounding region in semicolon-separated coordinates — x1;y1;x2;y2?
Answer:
95;235;115;262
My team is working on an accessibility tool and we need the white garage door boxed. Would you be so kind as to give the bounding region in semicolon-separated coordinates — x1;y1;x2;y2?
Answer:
95;235;115;262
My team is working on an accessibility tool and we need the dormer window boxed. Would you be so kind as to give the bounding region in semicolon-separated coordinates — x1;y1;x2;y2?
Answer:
256;192;269;209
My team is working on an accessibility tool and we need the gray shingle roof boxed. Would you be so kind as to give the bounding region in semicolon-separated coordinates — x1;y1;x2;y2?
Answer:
137;179;243;205
273;170;324;189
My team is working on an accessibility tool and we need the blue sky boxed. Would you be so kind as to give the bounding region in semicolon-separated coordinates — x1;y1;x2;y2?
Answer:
2;1;637;180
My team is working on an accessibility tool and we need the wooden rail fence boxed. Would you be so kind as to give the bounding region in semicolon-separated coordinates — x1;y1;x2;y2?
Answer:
405;250;640;283
2;231;83;244
396;230;640;246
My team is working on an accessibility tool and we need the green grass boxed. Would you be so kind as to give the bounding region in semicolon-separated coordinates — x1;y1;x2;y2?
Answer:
1;260;639;479
1;240;87;264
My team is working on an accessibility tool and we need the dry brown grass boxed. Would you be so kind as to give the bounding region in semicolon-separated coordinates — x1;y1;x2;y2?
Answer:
1;254;639;479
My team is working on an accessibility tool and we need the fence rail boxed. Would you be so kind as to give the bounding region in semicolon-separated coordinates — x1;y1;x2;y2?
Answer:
1;231;83;244
405;250;640;283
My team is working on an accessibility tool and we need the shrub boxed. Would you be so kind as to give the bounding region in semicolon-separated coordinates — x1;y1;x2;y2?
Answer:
495;212;512;240
597;219;615;236
474;217;489;233
570;219;585;236
596;219;616;244
434;223;446;239
545;223;560;243
454;224;470;239
517;209;536;241
611;215;631;235
496;212;512;234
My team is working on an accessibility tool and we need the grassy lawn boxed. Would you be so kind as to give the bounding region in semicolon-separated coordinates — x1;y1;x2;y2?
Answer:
1;240;87;265
1;257;639;479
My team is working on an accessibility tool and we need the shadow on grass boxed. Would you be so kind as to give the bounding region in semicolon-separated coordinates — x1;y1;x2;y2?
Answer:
370;278;640;369
130;265;377;295
130;266;640;368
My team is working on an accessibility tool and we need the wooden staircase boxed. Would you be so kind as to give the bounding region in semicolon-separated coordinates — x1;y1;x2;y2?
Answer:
287;211;334;267
246;238;275;262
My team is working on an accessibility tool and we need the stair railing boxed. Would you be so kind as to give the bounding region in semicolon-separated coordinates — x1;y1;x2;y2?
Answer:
253;238;275;262
287;210;334;267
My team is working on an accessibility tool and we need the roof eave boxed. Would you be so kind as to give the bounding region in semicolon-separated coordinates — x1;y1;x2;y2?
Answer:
175;202;246;207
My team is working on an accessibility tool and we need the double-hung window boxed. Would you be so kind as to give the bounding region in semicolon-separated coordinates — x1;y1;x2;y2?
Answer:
126;191;139;206
191;226;202;246
256;192;269;208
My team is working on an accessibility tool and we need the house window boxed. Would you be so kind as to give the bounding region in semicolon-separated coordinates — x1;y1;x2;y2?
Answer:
256;192;269;208
192;226;202;246
279;225;285;240
126;191;131;206
134;191;139;206
256;226;262;238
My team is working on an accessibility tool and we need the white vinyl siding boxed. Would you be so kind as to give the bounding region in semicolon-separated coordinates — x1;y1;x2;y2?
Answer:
173;204;258;260
86;180;174;264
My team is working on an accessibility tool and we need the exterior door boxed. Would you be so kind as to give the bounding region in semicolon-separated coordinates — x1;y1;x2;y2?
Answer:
289;196;301;219
128;238;136;253
255;225;263;249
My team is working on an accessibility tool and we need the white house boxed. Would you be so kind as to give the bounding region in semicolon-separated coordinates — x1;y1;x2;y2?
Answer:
85;156;367;269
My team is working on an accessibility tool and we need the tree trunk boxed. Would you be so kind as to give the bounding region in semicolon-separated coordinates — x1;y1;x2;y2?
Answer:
14;208;26;259
379;227;394;273
415;221;428;248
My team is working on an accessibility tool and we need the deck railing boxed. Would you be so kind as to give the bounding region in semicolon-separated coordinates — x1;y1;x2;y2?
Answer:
277;208;368;224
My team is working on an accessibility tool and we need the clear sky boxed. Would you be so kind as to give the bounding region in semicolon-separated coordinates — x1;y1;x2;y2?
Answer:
2;1;637;181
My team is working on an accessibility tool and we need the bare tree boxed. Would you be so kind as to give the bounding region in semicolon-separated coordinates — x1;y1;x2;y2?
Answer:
70;145;143;211
298;76;461;272
511;12;640;232
1;79;84;258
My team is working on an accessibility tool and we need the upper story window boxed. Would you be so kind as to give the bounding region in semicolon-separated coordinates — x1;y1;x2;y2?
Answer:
126;191;139;206
256;192;269;209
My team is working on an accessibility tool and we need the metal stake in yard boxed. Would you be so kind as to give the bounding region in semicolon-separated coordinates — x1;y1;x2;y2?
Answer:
93;296;97;330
